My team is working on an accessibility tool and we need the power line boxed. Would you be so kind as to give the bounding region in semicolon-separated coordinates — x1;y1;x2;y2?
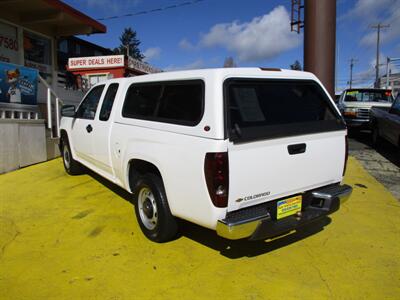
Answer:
97;0;206;21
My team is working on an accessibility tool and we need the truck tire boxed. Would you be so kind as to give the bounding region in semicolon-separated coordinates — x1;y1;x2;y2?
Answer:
61;136;84;175
133;173;178;242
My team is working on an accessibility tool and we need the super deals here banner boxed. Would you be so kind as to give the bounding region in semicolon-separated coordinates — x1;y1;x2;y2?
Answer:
0;62;38;105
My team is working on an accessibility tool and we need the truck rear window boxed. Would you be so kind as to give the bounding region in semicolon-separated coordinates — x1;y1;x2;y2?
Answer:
225;79;345;142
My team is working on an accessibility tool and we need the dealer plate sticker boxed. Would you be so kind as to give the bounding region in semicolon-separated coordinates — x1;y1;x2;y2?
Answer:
277;195;302;220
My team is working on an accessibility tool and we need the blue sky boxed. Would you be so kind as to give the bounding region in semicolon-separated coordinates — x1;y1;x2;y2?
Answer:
64;0;400;92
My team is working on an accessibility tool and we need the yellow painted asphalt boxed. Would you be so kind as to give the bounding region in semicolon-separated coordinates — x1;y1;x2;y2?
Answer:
0;157;399;300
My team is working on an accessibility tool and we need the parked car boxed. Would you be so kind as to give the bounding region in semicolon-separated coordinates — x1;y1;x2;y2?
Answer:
370;93;400;148
337;88;394;129
59;68;352;243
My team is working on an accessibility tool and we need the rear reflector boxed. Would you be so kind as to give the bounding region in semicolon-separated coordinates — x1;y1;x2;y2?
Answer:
204;152;229;208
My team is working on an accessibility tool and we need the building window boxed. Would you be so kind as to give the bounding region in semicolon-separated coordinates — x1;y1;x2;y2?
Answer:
23;31;52;80
59;40;68;53
75;44;81;55
0;21;19;64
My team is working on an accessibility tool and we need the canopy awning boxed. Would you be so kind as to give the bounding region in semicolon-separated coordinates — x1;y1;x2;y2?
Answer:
0;0;106;36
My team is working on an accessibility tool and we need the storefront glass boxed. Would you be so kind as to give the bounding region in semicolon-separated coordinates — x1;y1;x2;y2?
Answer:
23;31;52;81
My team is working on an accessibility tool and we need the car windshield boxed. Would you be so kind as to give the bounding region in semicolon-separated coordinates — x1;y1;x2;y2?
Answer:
344;90;393;103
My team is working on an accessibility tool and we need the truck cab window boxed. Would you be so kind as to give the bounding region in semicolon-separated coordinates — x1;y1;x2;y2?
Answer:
99;83;119;121
76;85;105;120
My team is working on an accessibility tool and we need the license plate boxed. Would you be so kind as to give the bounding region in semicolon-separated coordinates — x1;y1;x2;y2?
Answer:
277;195;302;220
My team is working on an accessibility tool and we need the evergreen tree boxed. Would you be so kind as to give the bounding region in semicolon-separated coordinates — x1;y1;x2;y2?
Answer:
114;27;144;61
290;60;302;70
223;57;237;68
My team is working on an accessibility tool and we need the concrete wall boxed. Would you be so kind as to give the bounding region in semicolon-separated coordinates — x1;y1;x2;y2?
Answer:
0;119;47;174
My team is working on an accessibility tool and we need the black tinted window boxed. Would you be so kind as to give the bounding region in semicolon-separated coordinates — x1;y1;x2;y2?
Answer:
76;85;105;119
123;84;162;118
99;83;119;121
122;80;204;126
226;79;345;142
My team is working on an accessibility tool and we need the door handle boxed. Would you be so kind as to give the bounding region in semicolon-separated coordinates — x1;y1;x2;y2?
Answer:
86;124;93;133
288;143;306;155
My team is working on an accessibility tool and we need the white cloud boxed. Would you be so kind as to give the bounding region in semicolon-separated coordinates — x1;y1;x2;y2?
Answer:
143;47;161;61
199;6;301;62
348;0;392;19
344;0;400;46
179;39;196;50
164;59;205;71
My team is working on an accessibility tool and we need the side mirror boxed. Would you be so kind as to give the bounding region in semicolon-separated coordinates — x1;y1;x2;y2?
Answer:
61;105;76;118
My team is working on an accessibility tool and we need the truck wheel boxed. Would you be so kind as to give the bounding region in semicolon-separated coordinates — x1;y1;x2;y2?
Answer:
61;137;84;175
133;173;178;242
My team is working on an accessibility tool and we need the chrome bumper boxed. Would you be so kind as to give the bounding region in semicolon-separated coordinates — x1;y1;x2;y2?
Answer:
216;184;352;240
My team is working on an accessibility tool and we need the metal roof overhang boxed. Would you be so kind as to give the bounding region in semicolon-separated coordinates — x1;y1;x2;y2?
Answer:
0;0;106;36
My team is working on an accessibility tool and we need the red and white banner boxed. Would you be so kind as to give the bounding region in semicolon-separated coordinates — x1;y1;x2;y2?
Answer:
68;55;124;70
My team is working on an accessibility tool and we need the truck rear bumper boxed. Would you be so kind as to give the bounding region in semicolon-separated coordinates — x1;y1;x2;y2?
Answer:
216;184;352;241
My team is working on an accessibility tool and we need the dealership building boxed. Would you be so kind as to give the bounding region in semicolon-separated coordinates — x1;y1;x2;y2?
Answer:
0;0;159;173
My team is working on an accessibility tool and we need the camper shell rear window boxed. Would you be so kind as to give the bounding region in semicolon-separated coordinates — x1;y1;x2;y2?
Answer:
224;79;346;143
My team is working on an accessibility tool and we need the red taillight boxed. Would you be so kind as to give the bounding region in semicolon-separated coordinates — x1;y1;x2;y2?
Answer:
343;134;349;176
204;152;229;208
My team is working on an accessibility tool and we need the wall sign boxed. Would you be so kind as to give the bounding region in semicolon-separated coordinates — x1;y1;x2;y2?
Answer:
0;62;38;105
68;55;124;70
0;22;19;64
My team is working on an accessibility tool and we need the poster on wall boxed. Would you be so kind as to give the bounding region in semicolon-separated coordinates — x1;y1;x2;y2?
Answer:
0;62;38;105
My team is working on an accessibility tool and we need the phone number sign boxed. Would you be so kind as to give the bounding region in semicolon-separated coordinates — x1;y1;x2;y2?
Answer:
0;22;19;64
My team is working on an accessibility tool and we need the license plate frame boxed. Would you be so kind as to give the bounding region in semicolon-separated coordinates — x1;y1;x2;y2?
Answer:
276;195;302;220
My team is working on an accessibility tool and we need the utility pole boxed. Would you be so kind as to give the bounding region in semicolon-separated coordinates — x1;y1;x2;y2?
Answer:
385;57;390;88
349;58;357;89
371;23;390;88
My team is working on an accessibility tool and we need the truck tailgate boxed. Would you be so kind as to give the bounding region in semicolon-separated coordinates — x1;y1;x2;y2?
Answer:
227;130;346;212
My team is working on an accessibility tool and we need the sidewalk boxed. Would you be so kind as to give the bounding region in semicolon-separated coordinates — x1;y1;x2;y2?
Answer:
1;157;399;299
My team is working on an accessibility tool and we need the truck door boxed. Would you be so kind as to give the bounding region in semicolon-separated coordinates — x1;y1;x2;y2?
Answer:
90;82;120;175
384;96;400;145
70;84;105;164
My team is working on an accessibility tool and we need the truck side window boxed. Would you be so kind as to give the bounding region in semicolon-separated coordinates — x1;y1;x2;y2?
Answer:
122;80;204;126
76;85;105;120
99;83;119;121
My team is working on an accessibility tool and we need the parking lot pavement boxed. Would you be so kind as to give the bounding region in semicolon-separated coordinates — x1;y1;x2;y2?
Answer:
348;130;400;200
1;158;399;300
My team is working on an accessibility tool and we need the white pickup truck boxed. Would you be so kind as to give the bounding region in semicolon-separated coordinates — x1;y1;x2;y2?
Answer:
60;68;352;242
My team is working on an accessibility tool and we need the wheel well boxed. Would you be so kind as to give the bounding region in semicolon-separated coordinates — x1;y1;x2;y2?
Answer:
128;159;162;191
